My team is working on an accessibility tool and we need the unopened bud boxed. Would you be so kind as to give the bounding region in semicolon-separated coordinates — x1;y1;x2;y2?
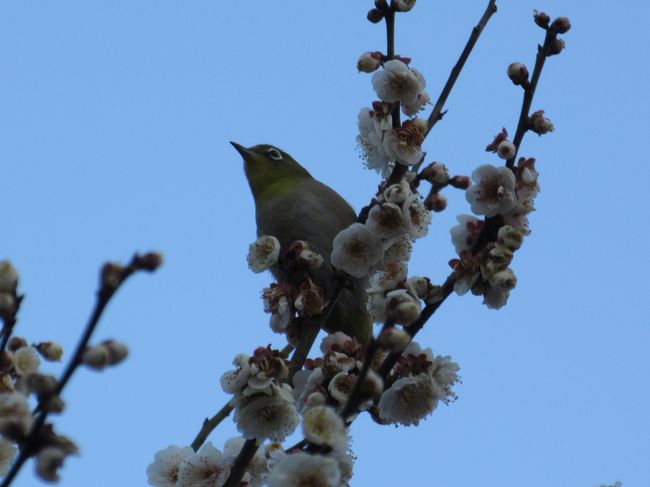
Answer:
427;193;447;213
378;327;411;353
13;347;41;376
394;0;416;12
102;340;129;365
488;268;517;292
26;373;58;396
448;175;471;190
507;62;529;85
41;395;65;414
298;249;324;270
134;252;164;272
420;162;449;185
0;293;16;318
7;337;27;352
498;225;524;251
533;10;550;29
546;38;566;56
357;51;382;73
35;342;64;362
306;392;326;408
101;262;125;291
374;0;389;10
367;8;384;23
496;140;516;160
82;345;110;370
550;16;571;34
0;261;18;293
529;110;555;135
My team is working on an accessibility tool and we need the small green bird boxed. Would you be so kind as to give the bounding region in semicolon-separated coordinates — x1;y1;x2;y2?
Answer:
231;142;372;344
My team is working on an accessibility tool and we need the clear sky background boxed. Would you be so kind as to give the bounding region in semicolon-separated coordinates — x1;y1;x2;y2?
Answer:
1;1;648;486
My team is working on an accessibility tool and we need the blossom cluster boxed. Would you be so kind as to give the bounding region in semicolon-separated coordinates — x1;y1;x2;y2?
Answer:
357;60;429;177
0;260;134;482
450;128;542;308
330;179;431;280
376;341;460;426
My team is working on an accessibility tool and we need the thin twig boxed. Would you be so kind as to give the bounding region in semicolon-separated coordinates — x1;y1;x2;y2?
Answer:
223;438;258;487
0;295;23;353
1;252;161;487
387;0;498;187
506;29;554;169
425;0;497;137
190;402;235;452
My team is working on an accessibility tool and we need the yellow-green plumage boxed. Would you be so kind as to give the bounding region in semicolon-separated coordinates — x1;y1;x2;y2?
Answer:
232;142;372;344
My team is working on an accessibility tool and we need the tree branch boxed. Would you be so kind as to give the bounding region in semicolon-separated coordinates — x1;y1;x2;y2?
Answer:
190;402;235;452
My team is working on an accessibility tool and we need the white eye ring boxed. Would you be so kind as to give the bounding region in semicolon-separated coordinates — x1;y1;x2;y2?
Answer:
267;148;283;161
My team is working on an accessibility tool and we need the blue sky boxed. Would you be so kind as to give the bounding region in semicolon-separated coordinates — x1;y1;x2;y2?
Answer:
1;1;648;486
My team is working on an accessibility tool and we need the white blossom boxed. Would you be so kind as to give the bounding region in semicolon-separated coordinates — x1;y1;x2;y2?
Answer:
35;447;67;483
293;367;324;412
247;236;281;273
496;140;516;160
378;373;440;426
320;332;353;354
13;346;40;376
267;452;341;487
483;285;510;310
177;442;230;487
331;223;382;278
382;234;414;265
235;385;300;442
402;194;432;239
366;203;405;239
385;289;421;324
383;180;412;204
147;445;194;487
220;354;251;394
302;406;348;451
356;51;381;73
383;126;424;166
0;392;32;436
269;296;291;333
431;355;460;399
370;261;408;291
466;164;517;217
371;59;425;105
402;341;434;362
357;108;391;175
402;90;430;117
328;371;355;405
488;268;517;292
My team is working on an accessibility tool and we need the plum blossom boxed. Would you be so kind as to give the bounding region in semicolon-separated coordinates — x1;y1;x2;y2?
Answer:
357;107;391;175
331;223;382;278
378;373;440;426
176;443;230;487
147;445;194;487
372;59;425;105
234;384;300;442
247;236;280;273
402;194;432;239
366;202;405;239
466;164;517;217
302;405;348;451
267;452;341;487
383;124;424;166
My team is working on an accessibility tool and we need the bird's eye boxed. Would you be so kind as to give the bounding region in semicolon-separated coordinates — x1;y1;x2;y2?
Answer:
267;148;283;161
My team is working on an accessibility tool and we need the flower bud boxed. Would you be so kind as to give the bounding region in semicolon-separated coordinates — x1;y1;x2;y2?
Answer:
394;0;416;12
81;345;109;370
0;293;15;318
488;268;517;292
507;62;529;85
427;193;447;213
529;110;555;135
533;10;550;29
13;347;41;376
35;342;64;362
550;16;571;34
448;175;471;190
378;327;411;353
367;8;384;23
102;340;129;365
134;252;164;272
26;373;58;396
7;337;27;352
546;38;566;56
357;51;382;73
419;162;449;185
298;249;324;270
496;140;516;160
497;225;524;251
0;261;18;293
36;447;67;483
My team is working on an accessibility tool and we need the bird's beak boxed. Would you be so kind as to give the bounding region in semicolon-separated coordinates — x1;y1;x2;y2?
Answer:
230;141;251;159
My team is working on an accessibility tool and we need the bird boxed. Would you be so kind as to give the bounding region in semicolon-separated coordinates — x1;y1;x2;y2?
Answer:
231;142;373;344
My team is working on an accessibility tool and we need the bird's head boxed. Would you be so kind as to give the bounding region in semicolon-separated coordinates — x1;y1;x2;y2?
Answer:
231;142;312;202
